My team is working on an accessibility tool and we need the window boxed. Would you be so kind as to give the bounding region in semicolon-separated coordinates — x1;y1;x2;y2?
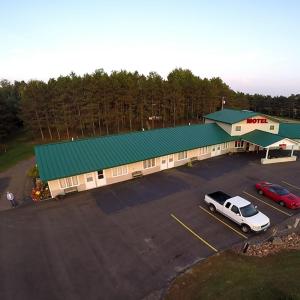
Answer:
86;173;94;182
97;170;104;179
235;141;244;148
169;155;173;162
143;158;156;169
200;147;208;155
59;176;79;189
225;202;231;209
270;125;274;130
178;151;187;160
235;126;241;131
231;205;239;214
112;166;128;177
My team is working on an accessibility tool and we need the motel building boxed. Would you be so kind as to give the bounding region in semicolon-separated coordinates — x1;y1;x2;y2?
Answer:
35;109;300;198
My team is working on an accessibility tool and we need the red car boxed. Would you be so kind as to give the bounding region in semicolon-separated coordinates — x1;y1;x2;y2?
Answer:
255;182;300;209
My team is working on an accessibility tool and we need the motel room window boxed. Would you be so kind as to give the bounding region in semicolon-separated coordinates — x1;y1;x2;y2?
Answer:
143;158;156;169
178;151;187;160
270;125;275;130
97;170;104;179
235;141;244;148
235;126;241;131
59;176;79;189
112;166;128;177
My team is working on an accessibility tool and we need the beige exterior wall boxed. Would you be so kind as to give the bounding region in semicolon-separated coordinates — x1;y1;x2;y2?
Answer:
230;116;279;136
215;122;232;135
47;142;236;197
267;138;298;149
48;174;85;198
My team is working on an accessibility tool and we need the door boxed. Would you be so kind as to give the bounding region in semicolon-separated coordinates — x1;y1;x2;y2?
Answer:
211;145;217;157
85;172;96;189
96;170;106;186
224;202;242;224
168;154;174;168
216;144;221;156
161;156;168;170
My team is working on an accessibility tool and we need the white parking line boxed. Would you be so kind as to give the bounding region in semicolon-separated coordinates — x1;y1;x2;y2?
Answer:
282;180;300;190
243;191;292;217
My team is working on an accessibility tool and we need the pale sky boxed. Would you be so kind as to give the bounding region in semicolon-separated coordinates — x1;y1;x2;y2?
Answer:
1;0;300;96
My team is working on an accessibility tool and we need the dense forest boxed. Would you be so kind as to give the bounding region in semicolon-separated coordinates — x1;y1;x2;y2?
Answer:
0;68;299;143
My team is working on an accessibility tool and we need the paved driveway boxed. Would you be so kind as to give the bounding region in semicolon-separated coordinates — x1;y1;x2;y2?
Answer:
0;152;299;300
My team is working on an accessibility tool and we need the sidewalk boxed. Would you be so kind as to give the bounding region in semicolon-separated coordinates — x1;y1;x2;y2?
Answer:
0;157;35;211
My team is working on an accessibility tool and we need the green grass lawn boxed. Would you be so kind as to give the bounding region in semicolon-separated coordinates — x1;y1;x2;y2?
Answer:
0;131;35;172
165;250;300;300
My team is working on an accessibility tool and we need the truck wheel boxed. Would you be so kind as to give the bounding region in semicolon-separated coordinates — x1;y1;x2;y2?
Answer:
241;224;250;233
209;204;216;213
258;190;263;195
279;201;285;207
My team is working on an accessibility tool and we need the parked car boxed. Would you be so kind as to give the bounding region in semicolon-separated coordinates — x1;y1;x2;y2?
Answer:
204;191;270;233
255;181;300;209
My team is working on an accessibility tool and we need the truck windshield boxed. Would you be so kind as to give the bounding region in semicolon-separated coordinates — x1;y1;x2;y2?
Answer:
240;204;258;217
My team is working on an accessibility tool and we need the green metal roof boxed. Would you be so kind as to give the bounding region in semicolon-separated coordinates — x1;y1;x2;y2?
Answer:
35;123;238;181
279;123;300;139
204;108;259;124
241;130;286;148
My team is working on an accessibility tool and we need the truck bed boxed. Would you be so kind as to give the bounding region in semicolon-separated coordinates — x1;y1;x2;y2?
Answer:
206;191;231;205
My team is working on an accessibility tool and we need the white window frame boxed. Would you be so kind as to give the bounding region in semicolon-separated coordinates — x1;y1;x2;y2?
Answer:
235;141;244;148
112;165;128;177
178;151;187;160
143;158;156;169
235;125;241;131
59;176;79;189
200;146;208;155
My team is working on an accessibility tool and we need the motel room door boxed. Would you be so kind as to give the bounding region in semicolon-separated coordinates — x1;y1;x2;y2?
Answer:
161;156;168;170
161;154;174;170
216;144;221;156
168;154;174;168
85;172;97;189
96;170;107;186
211;145;217;157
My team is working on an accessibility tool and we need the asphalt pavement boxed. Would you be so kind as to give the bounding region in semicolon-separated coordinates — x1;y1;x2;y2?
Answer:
0;152;299;300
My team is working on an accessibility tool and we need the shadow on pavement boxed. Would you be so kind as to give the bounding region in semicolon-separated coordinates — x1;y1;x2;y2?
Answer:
93;172;190;214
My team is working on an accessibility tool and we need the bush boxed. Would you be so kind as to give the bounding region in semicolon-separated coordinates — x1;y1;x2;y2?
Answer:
27;165;39;178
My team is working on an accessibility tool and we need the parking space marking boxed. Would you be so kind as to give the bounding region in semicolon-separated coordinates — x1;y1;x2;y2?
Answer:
243;191;292;217
170;214;218;253
198;206;248;239
282;180;300;190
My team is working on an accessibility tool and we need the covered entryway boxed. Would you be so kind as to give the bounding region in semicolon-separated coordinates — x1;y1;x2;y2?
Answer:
242;130;298;164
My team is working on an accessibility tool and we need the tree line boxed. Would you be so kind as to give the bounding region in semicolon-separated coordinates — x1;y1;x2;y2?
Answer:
0;68;299;143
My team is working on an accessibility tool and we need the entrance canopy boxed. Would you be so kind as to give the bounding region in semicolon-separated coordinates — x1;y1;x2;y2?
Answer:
241;130;297;148
242;130;298;164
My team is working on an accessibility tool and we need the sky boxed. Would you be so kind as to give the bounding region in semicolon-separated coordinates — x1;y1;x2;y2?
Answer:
0;0;299;96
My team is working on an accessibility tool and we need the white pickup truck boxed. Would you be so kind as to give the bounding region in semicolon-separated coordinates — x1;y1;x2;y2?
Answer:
204;191;270;233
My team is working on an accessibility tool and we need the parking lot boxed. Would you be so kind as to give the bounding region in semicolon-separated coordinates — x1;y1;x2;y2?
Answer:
0;152;299;300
